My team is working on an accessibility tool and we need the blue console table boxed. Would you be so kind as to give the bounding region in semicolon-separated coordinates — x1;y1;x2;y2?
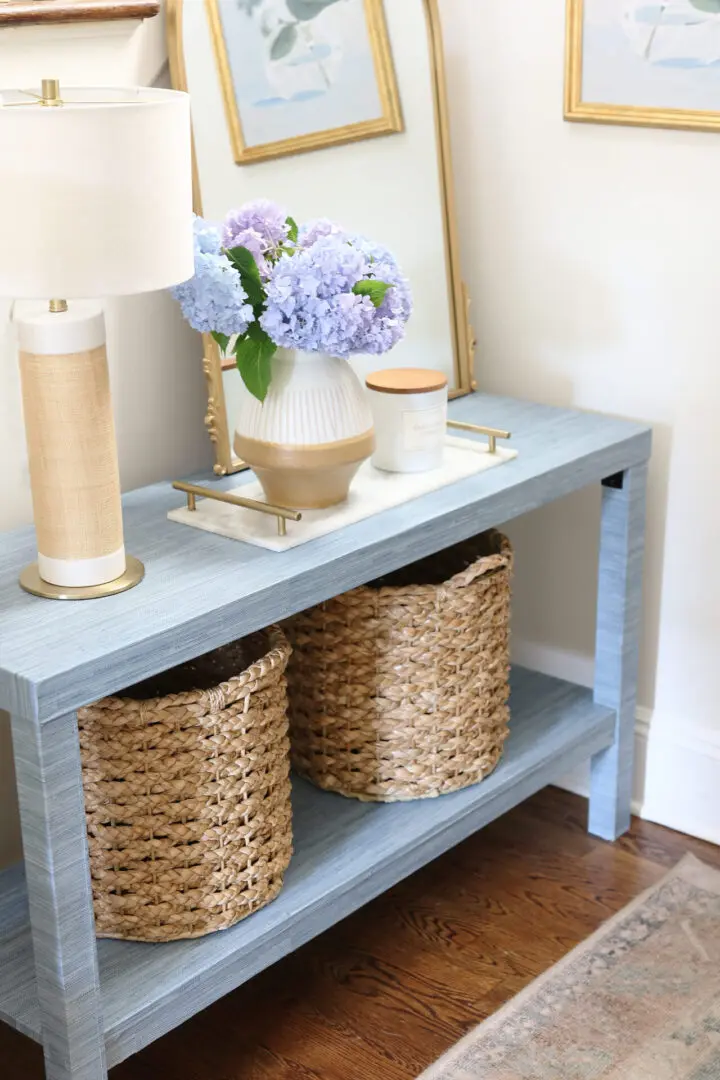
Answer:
0;393;651;1079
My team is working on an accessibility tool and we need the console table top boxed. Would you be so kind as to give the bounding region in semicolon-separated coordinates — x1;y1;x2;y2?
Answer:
0;393;651;722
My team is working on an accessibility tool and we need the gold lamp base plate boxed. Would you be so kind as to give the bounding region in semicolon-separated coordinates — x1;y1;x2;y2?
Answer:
19;556;145;601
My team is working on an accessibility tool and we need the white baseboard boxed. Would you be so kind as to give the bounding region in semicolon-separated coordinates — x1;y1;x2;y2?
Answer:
512;640;720;847
513;640;595;691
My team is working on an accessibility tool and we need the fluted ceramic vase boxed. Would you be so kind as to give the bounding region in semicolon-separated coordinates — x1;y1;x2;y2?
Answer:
234;348;374;510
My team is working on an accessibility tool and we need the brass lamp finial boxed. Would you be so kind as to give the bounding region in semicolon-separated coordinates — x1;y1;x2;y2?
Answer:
41;79;62;107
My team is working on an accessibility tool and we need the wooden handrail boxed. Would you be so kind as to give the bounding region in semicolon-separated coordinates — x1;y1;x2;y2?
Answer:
0;1;160;27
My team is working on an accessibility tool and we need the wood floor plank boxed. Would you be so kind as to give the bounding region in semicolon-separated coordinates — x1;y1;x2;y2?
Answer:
0;787;714;1080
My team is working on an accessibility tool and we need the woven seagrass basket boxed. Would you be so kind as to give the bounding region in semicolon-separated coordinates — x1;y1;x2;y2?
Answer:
285;531;513;803
78;627;293;942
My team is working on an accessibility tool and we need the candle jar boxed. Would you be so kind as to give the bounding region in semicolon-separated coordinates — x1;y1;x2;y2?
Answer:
366;368;449;473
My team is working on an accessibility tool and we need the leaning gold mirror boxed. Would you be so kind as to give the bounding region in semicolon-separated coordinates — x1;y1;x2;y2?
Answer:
168;0;476;475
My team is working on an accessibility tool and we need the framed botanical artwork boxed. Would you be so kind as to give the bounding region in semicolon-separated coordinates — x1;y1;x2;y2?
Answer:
205;0;403;164
565;0;720;132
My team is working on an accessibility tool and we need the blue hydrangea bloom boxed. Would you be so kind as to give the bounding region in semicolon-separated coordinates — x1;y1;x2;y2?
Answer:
192;214;222;256
172;218;254;337
347;234;413;354
173;212;412;358
260;236;373;356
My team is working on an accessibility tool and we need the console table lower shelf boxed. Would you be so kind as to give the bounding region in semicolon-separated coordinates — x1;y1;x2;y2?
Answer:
0;666;615;1070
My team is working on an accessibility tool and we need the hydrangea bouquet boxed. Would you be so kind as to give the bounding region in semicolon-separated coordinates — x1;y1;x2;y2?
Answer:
172;199;412;402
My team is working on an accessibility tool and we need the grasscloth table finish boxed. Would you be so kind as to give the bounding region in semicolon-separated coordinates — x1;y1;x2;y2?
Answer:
0;394;651;1080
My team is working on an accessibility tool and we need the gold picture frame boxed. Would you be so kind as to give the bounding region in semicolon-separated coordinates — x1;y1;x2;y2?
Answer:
167;0;476;476
565;0;720;133
206;0;403;166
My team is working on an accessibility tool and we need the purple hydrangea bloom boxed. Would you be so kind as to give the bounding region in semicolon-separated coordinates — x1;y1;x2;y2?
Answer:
298;217;345;248
260;236;373;356
225;226;270;277
171;246;254;337
174;210;412;364
223;199;289;252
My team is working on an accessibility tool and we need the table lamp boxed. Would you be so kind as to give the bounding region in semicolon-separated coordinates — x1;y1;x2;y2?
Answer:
0;80;193;600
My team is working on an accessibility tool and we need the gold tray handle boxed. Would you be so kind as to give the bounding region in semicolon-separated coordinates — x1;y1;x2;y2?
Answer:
447;420;511;454
173;425;510;535
172;481;302;537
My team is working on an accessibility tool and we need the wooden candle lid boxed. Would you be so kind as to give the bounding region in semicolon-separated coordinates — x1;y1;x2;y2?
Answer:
365;368;449;394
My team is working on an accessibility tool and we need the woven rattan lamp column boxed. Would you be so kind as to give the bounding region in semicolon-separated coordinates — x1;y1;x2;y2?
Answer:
0;80;193;599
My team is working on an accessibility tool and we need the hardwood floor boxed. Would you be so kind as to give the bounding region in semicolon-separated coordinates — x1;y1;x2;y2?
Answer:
3;786;719;1079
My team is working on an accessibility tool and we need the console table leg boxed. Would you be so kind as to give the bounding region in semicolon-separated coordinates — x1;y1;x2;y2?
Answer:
10;711;107;1080
589;463;648;841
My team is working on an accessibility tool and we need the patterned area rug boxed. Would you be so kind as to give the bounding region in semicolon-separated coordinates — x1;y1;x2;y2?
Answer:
419;855;720;1080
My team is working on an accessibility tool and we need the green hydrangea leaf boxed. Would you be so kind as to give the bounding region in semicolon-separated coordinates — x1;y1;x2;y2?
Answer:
234;324;276;403
352;279;392;309
225;245;265;311
211;331;230;354
689;0;720;11
286;216;299;243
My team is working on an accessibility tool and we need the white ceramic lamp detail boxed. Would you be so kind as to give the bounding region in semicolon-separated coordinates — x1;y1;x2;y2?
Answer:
0;81;193;599
233;349;374;509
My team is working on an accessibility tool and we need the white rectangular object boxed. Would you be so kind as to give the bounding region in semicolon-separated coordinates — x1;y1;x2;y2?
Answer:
168;436;517;552
0;86;193;297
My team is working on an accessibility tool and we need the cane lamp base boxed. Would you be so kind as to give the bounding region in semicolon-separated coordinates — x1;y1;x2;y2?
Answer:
19;556;145;601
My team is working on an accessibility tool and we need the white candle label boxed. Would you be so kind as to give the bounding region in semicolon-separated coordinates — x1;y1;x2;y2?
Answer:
402;406;446;451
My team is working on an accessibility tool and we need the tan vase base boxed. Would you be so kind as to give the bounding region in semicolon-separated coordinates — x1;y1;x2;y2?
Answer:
234;429;375;510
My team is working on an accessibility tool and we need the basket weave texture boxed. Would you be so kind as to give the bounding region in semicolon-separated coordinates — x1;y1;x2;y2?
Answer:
285;531;512;802
78;628;293;942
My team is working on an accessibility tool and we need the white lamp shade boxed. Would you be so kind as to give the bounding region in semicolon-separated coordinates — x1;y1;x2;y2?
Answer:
0;86;194;298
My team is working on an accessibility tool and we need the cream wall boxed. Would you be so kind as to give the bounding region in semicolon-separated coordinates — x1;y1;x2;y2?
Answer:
442;1;720;842
0;10;212;866
3;1;718;865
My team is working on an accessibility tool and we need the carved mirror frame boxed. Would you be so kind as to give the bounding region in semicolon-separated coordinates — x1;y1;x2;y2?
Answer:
167;0;476;476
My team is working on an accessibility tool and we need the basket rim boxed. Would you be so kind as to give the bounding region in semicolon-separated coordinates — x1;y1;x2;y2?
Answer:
353;529;512;596
86;625;290;710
